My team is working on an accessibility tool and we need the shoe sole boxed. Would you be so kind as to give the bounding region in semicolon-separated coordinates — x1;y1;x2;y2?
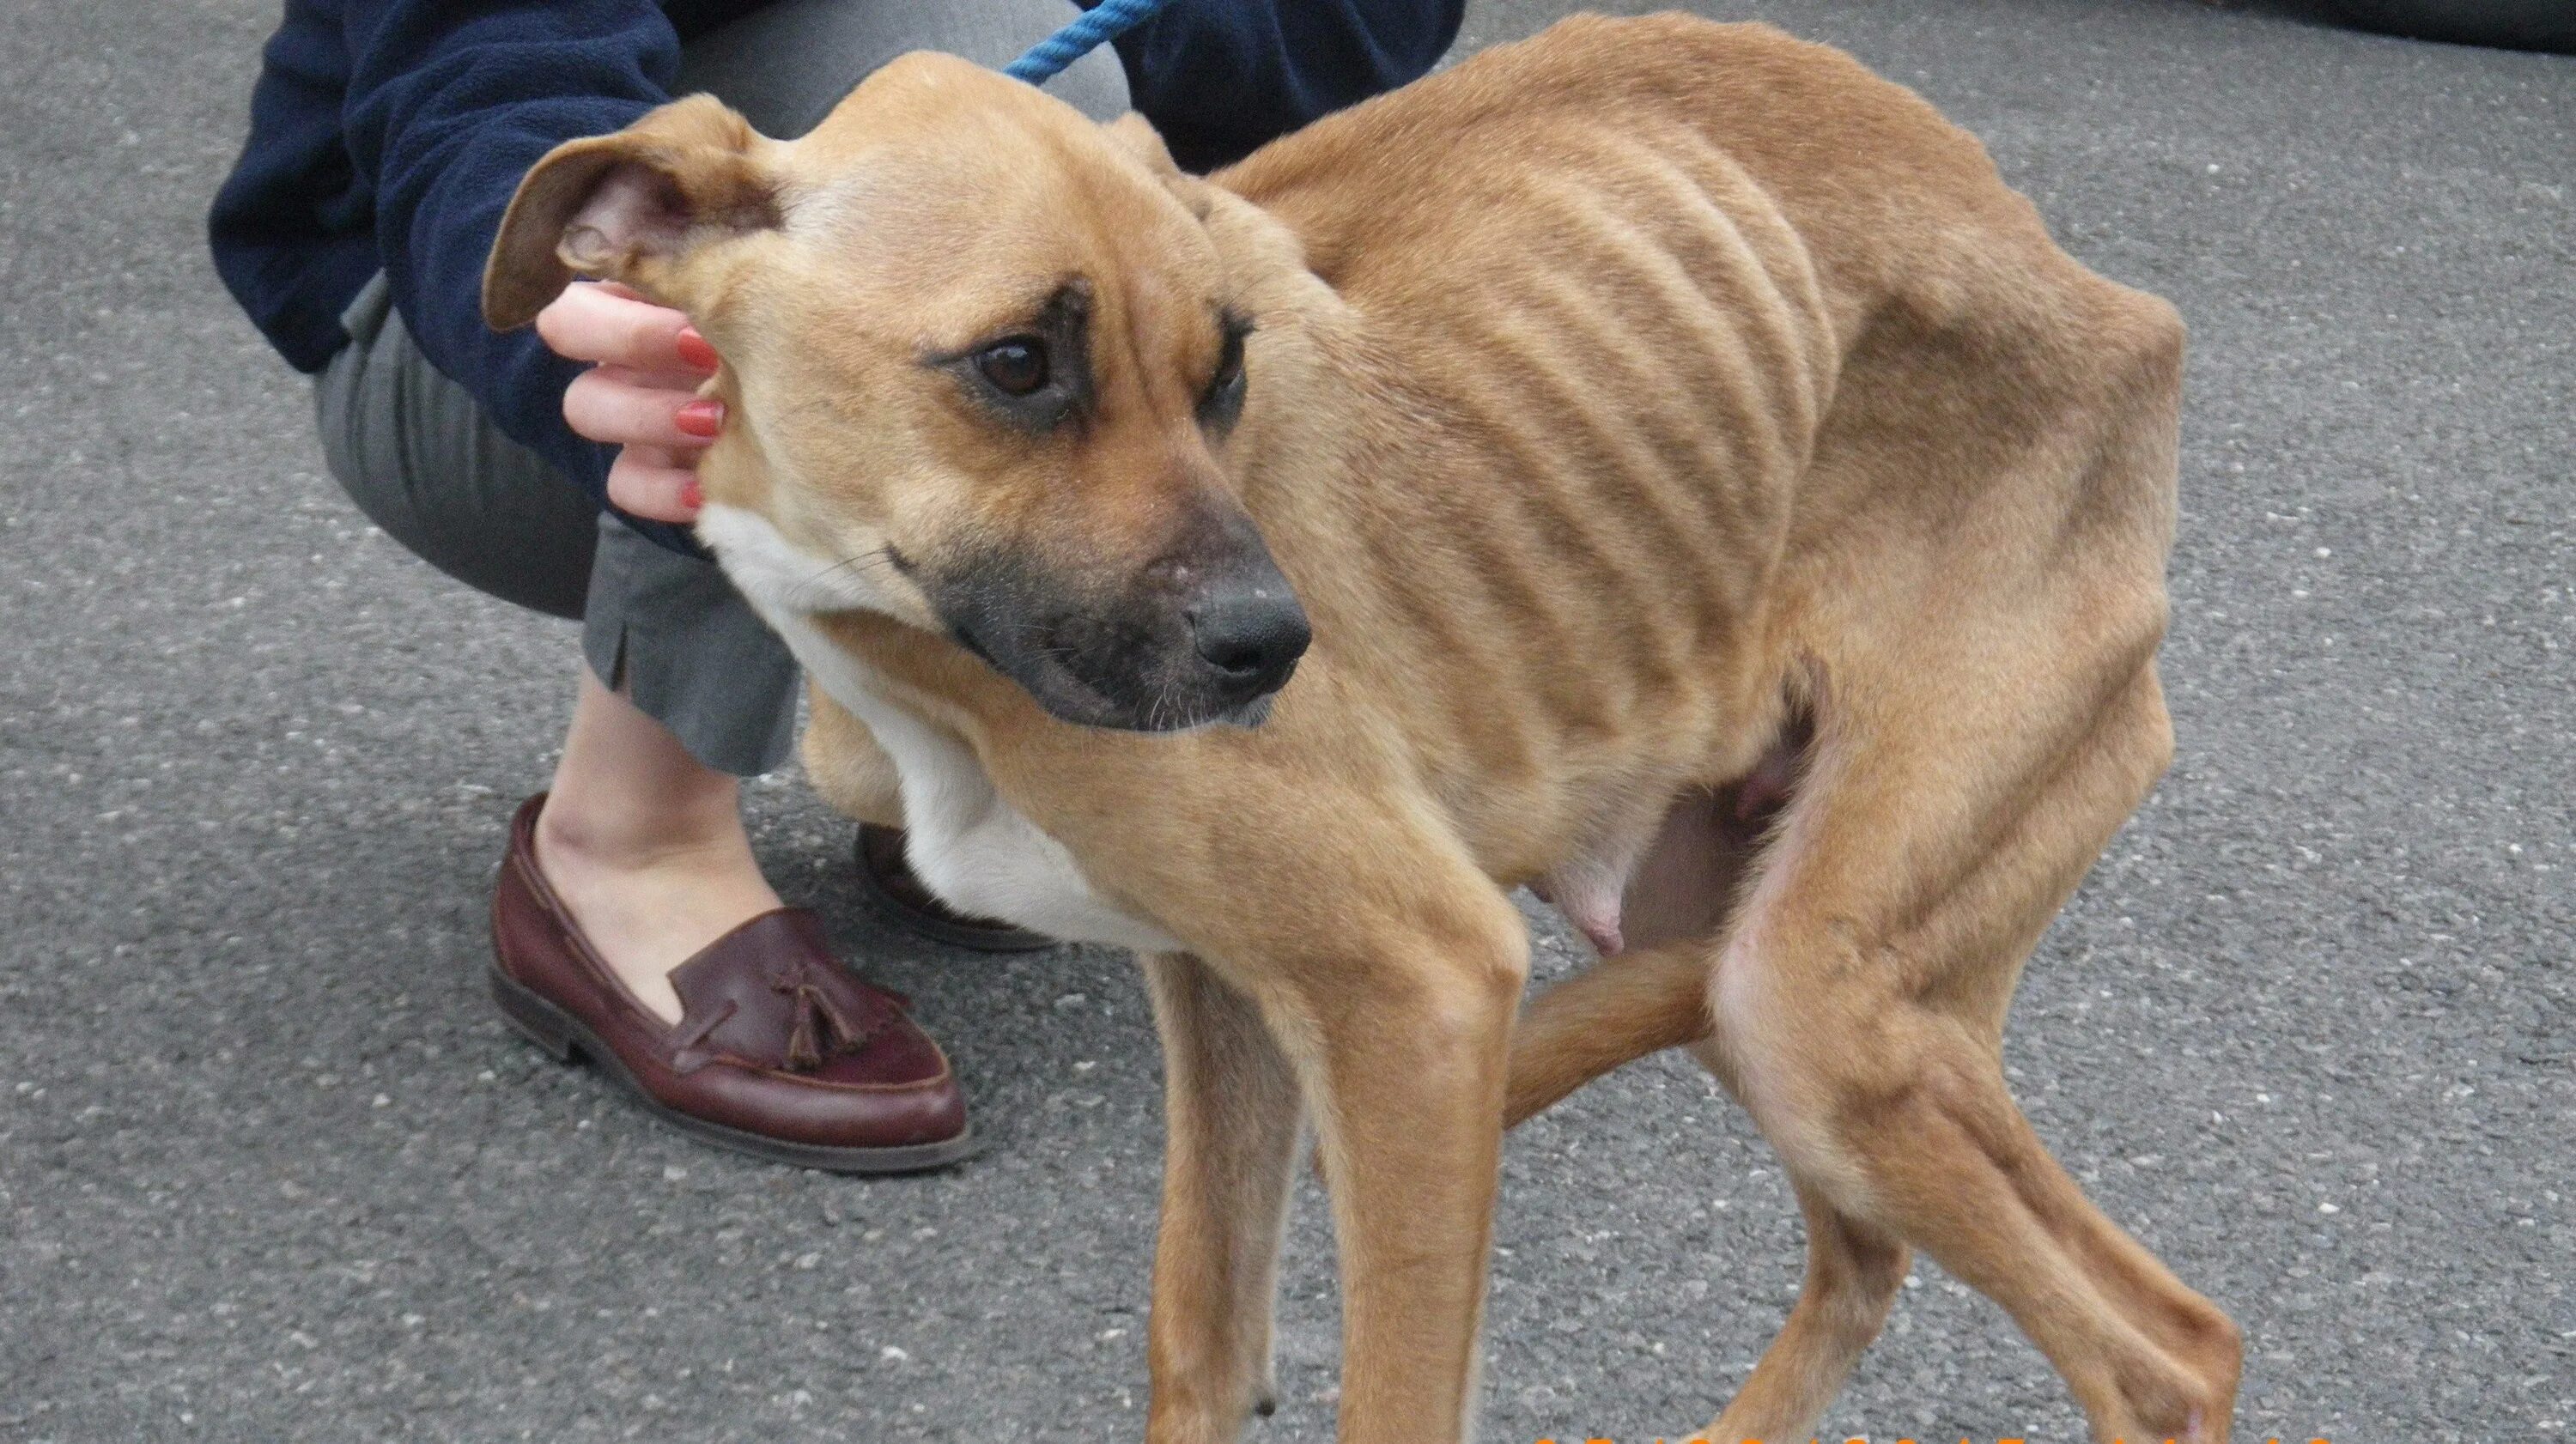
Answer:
488;963;979;1175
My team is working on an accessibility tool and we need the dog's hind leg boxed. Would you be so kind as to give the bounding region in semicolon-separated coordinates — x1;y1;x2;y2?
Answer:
1504;943;1914;1441
1707;663;2241;1443
1704;1177;1911;1437
1504;767;1923;1436
1141;951;1304;1442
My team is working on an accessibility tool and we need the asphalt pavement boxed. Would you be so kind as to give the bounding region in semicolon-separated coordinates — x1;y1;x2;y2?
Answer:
2;1;2570;1440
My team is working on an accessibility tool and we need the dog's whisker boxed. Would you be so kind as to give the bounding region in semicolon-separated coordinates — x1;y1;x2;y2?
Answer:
802;548;900;598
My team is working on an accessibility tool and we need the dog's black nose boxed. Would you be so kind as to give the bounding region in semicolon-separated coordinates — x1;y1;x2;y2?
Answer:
1186;589;1310;697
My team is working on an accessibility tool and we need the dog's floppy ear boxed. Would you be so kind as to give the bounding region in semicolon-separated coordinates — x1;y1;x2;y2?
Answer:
483;94;783;330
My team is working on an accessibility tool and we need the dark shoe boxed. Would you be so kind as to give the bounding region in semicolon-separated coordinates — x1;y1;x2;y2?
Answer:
489;795;974;1174
2320;0;2575;53
853;823;1057;953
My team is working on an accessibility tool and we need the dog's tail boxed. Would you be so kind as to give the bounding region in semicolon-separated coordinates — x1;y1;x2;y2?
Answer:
1504;940;1714;1128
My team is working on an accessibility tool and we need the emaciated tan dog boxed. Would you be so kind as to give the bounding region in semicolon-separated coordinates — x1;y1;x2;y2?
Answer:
483;15;2241;1442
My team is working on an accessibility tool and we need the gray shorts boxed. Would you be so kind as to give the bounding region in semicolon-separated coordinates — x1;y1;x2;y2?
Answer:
313;0;1128;776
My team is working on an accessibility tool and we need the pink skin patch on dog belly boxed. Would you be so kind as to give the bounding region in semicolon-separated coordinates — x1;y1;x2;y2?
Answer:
1534;730;1806;958
1539;871;1630;956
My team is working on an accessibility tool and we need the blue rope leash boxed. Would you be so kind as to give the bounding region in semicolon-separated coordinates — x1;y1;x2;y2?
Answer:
1005;0;1172;84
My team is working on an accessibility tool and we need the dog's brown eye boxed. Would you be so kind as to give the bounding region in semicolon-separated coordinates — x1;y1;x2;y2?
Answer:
975;337;1050;397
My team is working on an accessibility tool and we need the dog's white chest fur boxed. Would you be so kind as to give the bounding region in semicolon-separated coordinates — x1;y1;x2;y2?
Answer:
700;504;1182;954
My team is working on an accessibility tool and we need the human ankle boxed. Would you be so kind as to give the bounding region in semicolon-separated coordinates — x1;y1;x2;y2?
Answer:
540;668;762;867
536;791;750;871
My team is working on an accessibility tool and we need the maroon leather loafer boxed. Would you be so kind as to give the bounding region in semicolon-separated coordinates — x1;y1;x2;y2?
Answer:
489;795;973;1174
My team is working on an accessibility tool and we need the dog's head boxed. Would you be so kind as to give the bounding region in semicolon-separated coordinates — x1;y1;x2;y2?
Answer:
484;55;1308;731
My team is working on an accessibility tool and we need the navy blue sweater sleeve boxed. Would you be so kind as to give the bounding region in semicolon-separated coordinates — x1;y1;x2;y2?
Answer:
207;0;380;377
1108;0;1463;172
337;0;696;551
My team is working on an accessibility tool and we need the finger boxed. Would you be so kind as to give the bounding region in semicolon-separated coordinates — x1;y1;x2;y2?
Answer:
562;369;724;450
625;442;693;470
587;283;723;367
534;282;714;374
591;361;720;395
605;447;706;523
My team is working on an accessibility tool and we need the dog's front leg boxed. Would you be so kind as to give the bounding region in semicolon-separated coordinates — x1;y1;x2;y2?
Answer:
799;682;904;828
1142;952;1303;1444
1230;882;1530;1444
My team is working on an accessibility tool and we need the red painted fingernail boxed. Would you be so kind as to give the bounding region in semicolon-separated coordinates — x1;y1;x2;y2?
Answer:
675;328;720;372
674;398;724;439
679;477;704;512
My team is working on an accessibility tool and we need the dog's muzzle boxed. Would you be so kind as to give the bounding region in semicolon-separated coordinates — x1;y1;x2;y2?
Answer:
933;524;1310;734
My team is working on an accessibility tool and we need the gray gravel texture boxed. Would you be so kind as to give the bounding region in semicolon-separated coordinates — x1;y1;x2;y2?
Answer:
3;1;2570;1441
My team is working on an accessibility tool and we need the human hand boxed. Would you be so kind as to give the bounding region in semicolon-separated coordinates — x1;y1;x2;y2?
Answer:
535;281;725;523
